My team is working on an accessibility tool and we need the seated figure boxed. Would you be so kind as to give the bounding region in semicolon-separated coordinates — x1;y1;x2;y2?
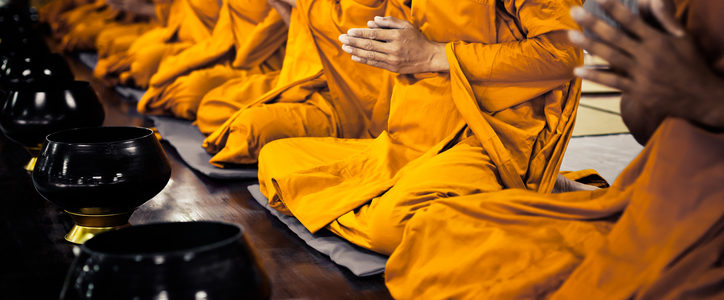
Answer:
384;0;724;298
257;0;584;255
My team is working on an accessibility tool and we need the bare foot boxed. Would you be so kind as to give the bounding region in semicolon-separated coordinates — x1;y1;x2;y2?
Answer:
552;174;600;193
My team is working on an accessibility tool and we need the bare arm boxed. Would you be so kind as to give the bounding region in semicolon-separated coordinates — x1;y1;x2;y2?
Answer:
568;0;724;142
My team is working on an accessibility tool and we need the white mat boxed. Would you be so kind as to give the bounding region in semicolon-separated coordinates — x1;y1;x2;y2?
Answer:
561;133;643;184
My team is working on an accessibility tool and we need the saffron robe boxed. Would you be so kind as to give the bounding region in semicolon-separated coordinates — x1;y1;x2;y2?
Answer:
38;0;94;28
198;0;397;164
94;0;175;59
135;0;286;120
385;0;724;297
93;0;220;88
258;0;583;255
385;118;724;299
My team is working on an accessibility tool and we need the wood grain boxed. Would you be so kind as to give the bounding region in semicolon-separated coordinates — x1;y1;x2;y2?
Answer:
0;48;391;299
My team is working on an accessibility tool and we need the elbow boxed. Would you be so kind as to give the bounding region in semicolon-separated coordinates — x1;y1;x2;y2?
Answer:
537;30;583;80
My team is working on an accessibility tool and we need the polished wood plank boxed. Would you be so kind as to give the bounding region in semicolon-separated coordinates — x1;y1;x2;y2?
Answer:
0;49;391;299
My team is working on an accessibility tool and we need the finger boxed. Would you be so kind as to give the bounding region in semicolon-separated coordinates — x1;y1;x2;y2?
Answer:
342;45;391;63
351;56;399;73
596;0;657;39
568;30;634;71
367;20;382;29
570;6;639;51
650;0;686;37
281;0;296;8
371;15;413;29
339;34;394;54
574;67;633;91
346;28;399;41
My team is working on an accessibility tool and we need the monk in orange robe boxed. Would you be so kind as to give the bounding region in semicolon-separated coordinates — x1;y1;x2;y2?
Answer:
385;0;724;298
93;0;221;88
197;0;397;164
48;0;150;53
38;0;94;27
93;0;170;59
257;0;583;255
134;0;286;120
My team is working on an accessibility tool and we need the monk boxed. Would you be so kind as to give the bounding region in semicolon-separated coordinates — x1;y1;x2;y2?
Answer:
135;0;286;121
197;0;397;164
38;0;94;27
93;0;221;88
384;0;724;298
93;0;166;59
258;0;584;255
48;0;149;53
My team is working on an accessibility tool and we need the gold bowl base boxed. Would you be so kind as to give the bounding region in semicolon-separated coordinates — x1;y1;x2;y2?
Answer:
24;156;37;172
65;211;133;244
24;145;41;173
65;224;130;244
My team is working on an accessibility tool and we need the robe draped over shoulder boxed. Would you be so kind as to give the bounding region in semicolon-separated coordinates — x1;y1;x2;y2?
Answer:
199;0;397;165
136;0;286;120
257;0;583;254
93;0;221;88
386;0;724;297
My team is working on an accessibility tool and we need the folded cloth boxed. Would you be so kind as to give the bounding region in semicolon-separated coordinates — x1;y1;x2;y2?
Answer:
148;115;258;179
247;184;387;277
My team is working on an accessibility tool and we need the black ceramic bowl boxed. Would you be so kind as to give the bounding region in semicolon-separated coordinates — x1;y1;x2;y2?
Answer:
32;126;171;243
60;222;271;300
0;53;74;89
0;80;104;149
33;126;171;214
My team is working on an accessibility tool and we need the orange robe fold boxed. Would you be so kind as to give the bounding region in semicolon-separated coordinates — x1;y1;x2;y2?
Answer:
258;0;583;255
136;0;286;120
386;0;724;298
198;0;396;164
385;118;724;299
93;0;221;88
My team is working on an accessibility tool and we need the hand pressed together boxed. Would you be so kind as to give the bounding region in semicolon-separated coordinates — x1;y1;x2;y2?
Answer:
339;16;448;74
568;0;724;131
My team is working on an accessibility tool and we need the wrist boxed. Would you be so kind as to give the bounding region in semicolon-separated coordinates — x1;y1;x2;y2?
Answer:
692;74;724;130
429;42;449;72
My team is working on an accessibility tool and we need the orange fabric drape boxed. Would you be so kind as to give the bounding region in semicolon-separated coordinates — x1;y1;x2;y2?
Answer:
258;0;583;255
93;0;221;88
135;0;286;120
385;118;724;299
198;0;395;164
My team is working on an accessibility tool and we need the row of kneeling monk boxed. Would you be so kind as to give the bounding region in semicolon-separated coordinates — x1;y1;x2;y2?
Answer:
42;0;723;298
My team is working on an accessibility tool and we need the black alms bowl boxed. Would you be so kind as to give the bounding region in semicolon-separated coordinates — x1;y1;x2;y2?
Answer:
60;222;271;300
32;126;171;214
0;80;105;148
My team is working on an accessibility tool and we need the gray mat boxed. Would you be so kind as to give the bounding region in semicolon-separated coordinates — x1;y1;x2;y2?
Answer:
78;52;98;70
148;115;258;179
247;184;387;277
115;86;145;102
561;133;643;184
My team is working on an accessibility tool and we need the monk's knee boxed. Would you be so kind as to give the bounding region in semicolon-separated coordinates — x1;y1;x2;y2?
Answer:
367;189;452;254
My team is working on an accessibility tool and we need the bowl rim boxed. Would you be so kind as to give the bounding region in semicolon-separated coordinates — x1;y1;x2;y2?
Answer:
45;126;154;145
79;221;245;259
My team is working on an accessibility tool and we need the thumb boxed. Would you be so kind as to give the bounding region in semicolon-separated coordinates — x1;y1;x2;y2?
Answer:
372;16;412;29
651;0;686;37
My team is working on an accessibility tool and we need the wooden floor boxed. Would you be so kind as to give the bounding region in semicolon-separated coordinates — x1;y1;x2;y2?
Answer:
0;51;391;299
